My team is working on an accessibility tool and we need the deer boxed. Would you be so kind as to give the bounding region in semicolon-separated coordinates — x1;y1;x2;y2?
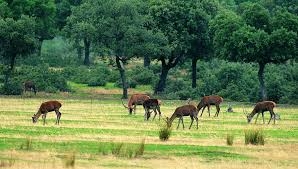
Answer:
143;99;162;121
166;105;198;130
32;100;62;125
121;94;150;114
246;101;277;124
197;95;223;117
23;81;37;95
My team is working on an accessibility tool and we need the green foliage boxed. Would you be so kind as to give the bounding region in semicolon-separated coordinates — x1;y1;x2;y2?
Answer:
0;78;23;95
128;66;155;85
244;129;265;145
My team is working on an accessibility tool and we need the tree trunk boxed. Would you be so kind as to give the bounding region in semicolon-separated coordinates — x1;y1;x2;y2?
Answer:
258;63;267;101
154;65;169;94
116;56;128;99
75;38;82;61
83;38;90;66
144;55;151;67
36;39;43;56
4;55;16;85
191;56;198;88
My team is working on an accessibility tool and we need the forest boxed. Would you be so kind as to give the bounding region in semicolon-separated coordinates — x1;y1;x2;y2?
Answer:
0;0;297;103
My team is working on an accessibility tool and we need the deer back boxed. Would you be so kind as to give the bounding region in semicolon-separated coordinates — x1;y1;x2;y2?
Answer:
252;101;276;113
128;94;150;107
39;101;62;113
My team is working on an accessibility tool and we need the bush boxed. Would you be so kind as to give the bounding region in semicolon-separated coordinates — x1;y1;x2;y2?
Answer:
0;79;23;95
244;129;265;145
87;77;107;87
129;66;155;85
114;79;137;88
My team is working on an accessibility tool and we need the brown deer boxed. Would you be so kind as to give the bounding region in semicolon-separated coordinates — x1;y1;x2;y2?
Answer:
246;101;276;124
143;99;162;121
197;95;223;117
166;105;198;129
32;100;62;125
23;81;37;95
121;94;150;114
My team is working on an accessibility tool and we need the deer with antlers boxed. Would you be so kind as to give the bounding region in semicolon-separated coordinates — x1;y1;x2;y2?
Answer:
32;100;62;125
197;95;223;117
143;99;162;121
166;105;198;130
246;101;277;124
121;94;150;114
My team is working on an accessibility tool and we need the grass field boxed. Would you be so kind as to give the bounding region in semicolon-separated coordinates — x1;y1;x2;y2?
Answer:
0;95;298;169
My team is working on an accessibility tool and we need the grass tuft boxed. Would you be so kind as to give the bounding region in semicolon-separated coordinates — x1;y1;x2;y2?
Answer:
20;137;33;150
64;152;76;168
159;125;172;141
245;129;265;145
226;134;234;146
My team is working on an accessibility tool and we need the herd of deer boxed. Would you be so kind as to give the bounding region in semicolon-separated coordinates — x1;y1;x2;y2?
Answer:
25;81;278;128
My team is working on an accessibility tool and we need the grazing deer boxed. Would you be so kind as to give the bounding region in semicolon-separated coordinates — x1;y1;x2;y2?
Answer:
246;101;277;124
143;99;162;121
166;105;198;129
32;100;62;125
121;94;150;114
197;95;223;117
23;81;37;95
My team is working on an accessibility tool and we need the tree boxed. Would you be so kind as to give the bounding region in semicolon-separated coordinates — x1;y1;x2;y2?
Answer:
91;0;150;98
64;2;96;65
0;15;36;85
149;0;212;93
210;3;297;100
2;0;56;56
187;0;218;88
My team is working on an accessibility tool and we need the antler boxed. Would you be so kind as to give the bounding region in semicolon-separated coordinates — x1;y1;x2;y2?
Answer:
121;99;129;109
242;106;248;116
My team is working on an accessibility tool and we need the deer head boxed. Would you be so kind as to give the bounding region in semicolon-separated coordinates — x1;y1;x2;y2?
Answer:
32;114;38;123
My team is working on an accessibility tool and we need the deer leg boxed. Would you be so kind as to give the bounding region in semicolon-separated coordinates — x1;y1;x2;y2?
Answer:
133;105;137;114
195;116;198;129
255;113;260;124
189;116;194;129
181;117;185;129
215;105;220;117
262;112;265;124
151;109;156;120
207;105;211;117
55;110;61;125
200;106;206;117
144;109;148;121
177;117;181;129
157;106;162;121
42;113;47;125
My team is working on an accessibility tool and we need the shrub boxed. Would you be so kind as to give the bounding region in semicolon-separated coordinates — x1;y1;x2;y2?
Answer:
226;134;234;146
114;79;137;88
87;77;107;87
0;79;23;95
159;123;171;141
245;129;265;145
129;66;155;85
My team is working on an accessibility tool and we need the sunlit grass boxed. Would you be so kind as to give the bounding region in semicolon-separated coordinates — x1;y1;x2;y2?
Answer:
0;96;298;168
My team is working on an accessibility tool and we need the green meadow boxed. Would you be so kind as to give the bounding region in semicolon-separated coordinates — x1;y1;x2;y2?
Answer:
0;94;298;169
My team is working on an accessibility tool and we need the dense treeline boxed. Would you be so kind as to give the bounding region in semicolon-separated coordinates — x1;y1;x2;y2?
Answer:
0;0;297;103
